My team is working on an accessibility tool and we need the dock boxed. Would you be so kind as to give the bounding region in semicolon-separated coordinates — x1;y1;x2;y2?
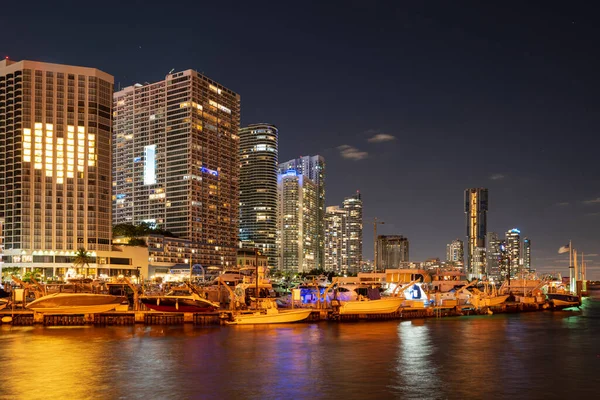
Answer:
0;300;561;327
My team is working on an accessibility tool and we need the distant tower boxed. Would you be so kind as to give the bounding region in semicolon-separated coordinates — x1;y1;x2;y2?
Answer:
324;206;347;274
505;228;521;277
465;188;488;279
446;239;464;267
523;237;532;272
486;232;502;282
238;124;278;267
377;235;409;269
343;192;363;274
278;156;325;269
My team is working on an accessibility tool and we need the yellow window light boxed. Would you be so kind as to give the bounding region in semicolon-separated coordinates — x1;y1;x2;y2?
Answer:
57;138;64;144
67;126;74;132
34;163;42;169
46;164;53;171
35;123;43;129
45;170;53;177
57;158;64;165
24;149;31;156
57;171;64;177
77;159;84;166
88;160;95;167
35;137;42;143
46;123;53;131
57;177;63;184
78;133;85;140
67;165;73;171
77;126;85;133
89;134;95;141
78;140;84;147
46;137;53;144
24;135;32;142
24;156;31;162
57;164;64;171
67;171;74;178
24;128;31;135
24;142;31;149
77;153;84;159
35;130;42;137
77;165;84;172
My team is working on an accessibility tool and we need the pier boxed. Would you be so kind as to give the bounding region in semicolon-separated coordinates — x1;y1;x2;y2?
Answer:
0;300;563;327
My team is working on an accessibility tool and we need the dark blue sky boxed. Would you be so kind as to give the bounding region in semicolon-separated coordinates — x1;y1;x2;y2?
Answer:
2;1;599;278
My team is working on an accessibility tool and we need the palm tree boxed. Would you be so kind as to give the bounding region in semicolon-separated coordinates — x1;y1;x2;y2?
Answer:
73;248;94;278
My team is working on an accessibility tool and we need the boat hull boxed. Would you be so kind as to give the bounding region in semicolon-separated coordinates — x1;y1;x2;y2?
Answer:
26;293;124;314
339;297;403;315
547;293;581;308
227;309;313;325
140;296;217;313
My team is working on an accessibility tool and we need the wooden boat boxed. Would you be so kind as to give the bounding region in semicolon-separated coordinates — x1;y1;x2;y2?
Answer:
26;293;125;314
338;296;403;315
0;298;8;311
227;308;313;325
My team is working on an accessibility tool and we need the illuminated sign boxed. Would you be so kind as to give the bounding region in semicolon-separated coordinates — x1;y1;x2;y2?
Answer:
200;166;218;177
144;145;156;185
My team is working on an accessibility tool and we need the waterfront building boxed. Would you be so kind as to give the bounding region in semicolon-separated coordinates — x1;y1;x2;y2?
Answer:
238;124;278;267
523;237;532;272
113;70;240;270
377;235;409;269
277;169;318;272
278;156;325;269
446;239;464;267
0;59;115;277
465;188;488;279
324;206;347;274
236;248;268;269
0;217;4;275
505;228;521;276
343;192;363;274
486;232;502;282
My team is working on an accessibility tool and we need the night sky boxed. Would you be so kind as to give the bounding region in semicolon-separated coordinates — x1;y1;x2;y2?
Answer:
2;1;599;278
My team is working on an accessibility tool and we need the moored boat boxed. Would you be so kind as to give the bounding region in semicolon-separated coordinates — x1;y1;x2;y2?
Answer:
547;293;581;308
226;308;313;325
337;296;404;315
26;293;125;314
140;289;219;313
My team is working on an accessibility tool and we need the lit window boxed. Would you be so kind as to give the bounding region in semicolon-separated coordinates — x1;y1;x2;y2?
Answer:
77;126;84;133
24;128;32;135
67;125;74;132
24;155;31;162
35;123;43;129
57;177;63;184
67;171;74;178
24;142;31;149
88;134;95;141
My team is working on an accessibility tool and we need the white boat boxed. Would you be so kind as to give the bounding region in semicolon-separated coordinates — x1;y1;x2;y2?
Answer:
337;296;404;315
26;293;125;314
227;308;313;325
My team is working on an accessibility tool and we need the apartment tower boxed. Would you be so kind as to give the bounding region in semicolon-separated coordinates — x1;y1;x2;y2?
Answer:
113;70;240;269
238;124;278;267
377;235;409;269
0;59;113;275
465;188;488;279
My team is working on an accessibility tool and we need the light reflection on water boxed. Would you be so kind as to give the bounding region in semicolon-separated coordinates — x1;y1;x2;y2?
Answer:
0;298;598;400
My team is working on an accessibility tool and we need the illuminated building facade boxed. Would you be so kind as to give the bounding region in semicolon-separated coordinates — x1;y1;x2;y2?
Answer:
523;237;531;272
277;170;317;272
343;192;363;274
238;124;278;267
505;228;521;276
113;70;240;269
0;59;114;276
465;188;488;279
377;235;409;269
278;155;325;269
446;239;464;267
324;206;347;273
486;232;502;281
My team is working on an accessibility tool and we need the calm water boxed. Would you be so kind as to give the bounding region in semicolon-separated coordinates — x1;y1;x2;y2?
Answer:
1;296;599;400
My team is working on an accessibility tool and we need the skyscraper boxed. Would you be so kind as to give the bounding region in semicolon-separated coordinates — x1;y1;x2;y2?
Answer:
238;124;278;267
323;192;363;274
113;70;240;269
343;192;363;274
277;170;317;272
446;239;464;267
523;237;532;272
278;156;325;268
505;228;521;276
465;188;488;279
377;235;409;269
0;59;114;276
486;232;502;282
324;206;347;273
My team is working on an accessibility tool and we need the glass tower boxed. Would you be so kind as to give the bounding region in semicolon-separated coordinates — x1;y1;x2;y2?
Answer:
465;188;488;279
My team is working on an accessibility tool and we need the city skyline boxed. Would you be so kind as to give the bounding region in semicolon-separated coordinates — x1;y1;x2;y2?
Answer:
1;2;599;278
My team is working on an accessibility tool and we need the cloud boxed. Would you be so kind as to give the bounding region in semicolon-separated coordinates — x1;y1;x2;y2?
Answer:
554;202;570;206
338;145;368;161
585;212;600;217
367;133;396;143
583;197;600;205
489;173;505;180
585;253;599;257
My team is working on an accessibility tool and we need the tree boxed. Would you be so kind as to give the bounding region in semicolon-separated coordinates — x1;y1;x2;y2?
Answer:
73;248;94;278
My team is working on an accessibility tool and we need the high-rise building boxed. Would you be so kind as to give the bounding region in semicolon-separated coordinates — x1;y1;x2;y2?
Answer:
523;237;531;272
465;188;488;279
113;70;240;269
278;156;325;268
323;192;363;275
486;232;502;282
324;206;347;273
277;170;317;272
377;235;409;269
343;192;362;274
238;124;278;267
505;228;521;276
446;239;464;267
0;59;114;275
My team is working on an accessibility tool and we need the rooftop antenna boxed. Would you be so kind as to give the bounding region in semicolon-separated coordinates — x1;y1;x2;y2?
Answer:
168;68;175;75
